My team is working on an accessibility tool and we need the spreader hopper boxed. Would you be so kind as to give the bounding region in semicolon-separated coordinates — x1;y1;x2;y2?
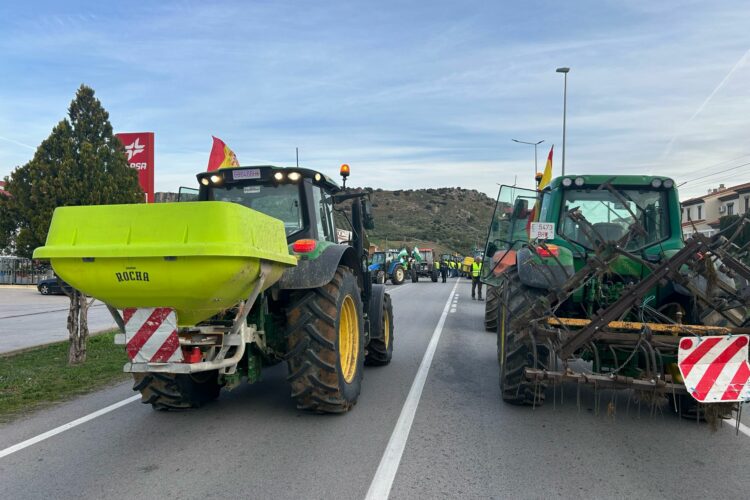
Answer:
33;201;297;326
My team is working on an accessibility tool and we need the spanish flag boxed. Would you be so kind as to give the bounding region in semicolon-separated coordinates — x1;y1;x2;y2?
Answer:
539;145;553;189
207;136;240;171
526;145;554;232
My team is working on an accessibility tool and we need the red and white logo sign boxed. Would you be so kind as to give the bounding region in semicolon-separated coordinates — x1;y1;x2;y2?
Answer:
116;132;155;203
124;137;146;160
122;307;183;363
678;335;750;403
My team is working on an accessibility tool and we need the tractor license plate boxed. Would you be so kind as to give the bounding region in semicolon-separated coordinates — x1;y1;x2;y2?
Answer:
121;308;183;363
530;222;555;240
678;335;750;403
233;168;261;180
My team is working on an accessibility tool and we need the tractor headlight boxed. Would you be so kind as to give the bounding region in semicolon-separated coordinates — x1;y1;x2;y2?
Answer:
651;178;663;188
562;178;573;187
663;179;674;189
209;174;222;184
274;172;284;181
574;177;585;186
314;173;322;181
288;172;301;182
200;178;209;186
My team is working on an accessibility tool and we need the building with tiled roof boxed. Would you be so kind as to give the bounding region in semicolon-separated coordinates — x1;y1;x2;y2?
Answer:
681;181;750;238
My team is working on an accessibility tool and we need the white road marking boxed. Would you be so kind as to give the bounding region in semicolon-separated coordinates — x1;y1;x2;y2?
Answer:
365;278;460;500
725;418;750;438
0;395;140;460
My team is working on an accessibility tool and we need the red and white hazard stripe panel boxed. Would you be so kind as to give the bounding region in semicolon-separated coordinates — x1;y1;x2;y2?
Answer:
122;308;183;363
678;335;750;403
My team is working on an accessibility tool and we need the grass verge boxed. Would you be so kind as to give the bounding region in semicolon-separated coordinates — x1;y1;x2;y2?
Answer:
0;331;130;423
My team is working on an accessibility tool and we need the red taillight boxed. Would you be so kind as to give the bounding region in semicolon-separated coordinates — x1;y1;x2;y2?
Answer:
292;239;317;253
182;347;202;363
536;244;559;258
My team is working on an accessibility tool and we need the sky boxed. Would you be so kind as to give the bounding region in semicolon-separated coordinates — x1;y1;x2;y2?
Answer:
1;0;749;199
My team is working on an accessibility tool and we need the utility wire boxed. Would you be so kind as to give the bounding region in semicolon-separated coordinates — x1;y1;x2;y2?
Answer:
677;161;750;187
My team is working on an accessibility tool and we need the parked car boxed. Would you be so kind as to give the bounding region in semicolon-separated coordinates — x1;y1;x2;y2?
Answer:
37;277;72;295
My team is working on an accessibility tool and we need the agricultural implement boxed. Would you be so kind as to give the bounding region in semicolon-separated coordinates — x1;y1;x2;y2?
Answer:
34;165;394;413
482;175;750;419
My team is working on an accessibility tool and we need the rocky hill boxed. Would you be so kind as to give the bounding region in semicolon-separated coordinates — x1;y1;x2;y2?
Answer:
346;187;496;256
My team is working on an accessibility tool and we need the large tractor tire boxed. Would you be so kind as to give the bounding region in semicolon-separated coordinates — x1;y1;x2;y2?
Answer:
375;270;386;284
431;269;439;282
391;266;405;285
365;292;394;366
411;267;418;283
497;269;549;406
132;371;222;410
484;285;499;332
286;266;365;413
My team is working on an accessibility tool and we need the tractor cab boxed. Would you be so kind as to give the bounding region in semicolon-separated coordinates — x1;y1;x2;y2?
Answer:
482;175;682;286
196;166;343;244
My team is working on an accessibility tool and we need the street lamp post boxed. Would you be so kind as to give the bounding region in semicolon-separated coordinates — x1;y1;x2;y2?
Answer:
556;67;570;176
511;139;545;179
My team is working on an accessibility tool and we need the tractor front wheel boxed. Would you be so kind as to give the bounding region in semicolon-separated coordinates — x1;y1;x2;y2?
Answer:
484;285;499;332
286;266;365;413
391;266;405;285
365;292;394;366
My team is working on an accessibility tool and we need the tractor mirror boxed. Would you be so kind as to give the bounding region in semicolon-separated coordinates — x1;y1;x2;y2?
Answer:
362;199;375;230
511;198;528;220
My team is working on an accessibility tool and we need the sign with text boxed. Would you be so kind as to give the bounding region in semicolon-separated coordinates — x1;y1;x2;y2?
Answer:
530;222;555;240
336;228;352;243
115;132;155;203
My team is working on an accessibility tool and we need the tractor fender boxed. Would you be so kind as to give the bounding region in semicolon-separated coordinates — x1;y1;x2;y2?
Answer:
278;244;362;290
516;246;575;290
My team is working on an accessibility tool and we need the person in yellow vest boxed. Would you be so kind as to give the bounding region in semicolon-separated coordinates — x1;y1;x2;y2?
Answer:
471;260;483;301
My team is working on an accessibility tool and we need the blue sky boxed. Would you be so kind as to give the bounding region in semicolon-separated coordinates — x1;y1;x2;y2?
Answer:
1;1;749;199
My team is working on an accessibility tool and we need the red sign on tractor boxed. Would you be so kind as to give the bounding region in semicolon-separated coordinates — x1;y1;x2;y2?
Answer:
115;132;155;203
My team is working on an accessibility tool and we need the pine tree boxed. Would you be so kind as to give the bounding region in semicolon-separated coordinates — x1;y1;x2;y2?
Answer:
0;84;144;363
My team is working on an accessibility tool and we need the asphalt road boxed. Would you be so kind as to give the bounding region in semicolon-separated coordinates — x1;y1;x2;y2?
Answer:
2;278;750;499
0;287;118;354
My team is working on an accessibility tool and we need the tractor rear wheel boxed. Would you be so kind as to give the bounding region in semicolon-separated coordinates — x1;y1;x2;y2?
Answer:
497;269;549;406
132;371;222;410
365;292;394;366
391;266;405;285
286;266;365;413
484;285;499;332
431;269;439;282
411;267;418;282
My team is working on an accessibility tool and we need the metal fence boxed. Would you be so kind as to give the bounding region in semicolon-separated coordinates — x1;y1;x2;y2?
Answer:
0;257;52;285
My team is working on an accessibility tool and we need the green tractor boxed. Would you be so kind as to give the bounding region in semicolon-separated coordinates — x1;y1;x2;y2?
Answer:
482;175;750;414
35;165;394;414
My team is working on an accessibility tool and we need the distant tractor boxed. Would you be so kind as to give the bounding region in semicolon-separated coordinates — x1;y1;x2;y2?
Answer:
411;248;440;282
369;250;406;285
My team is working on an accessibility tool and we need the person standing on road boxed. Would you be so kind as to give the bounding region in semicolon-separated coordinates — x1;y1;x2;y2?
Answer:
471;260;483;300
439;257;448;283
